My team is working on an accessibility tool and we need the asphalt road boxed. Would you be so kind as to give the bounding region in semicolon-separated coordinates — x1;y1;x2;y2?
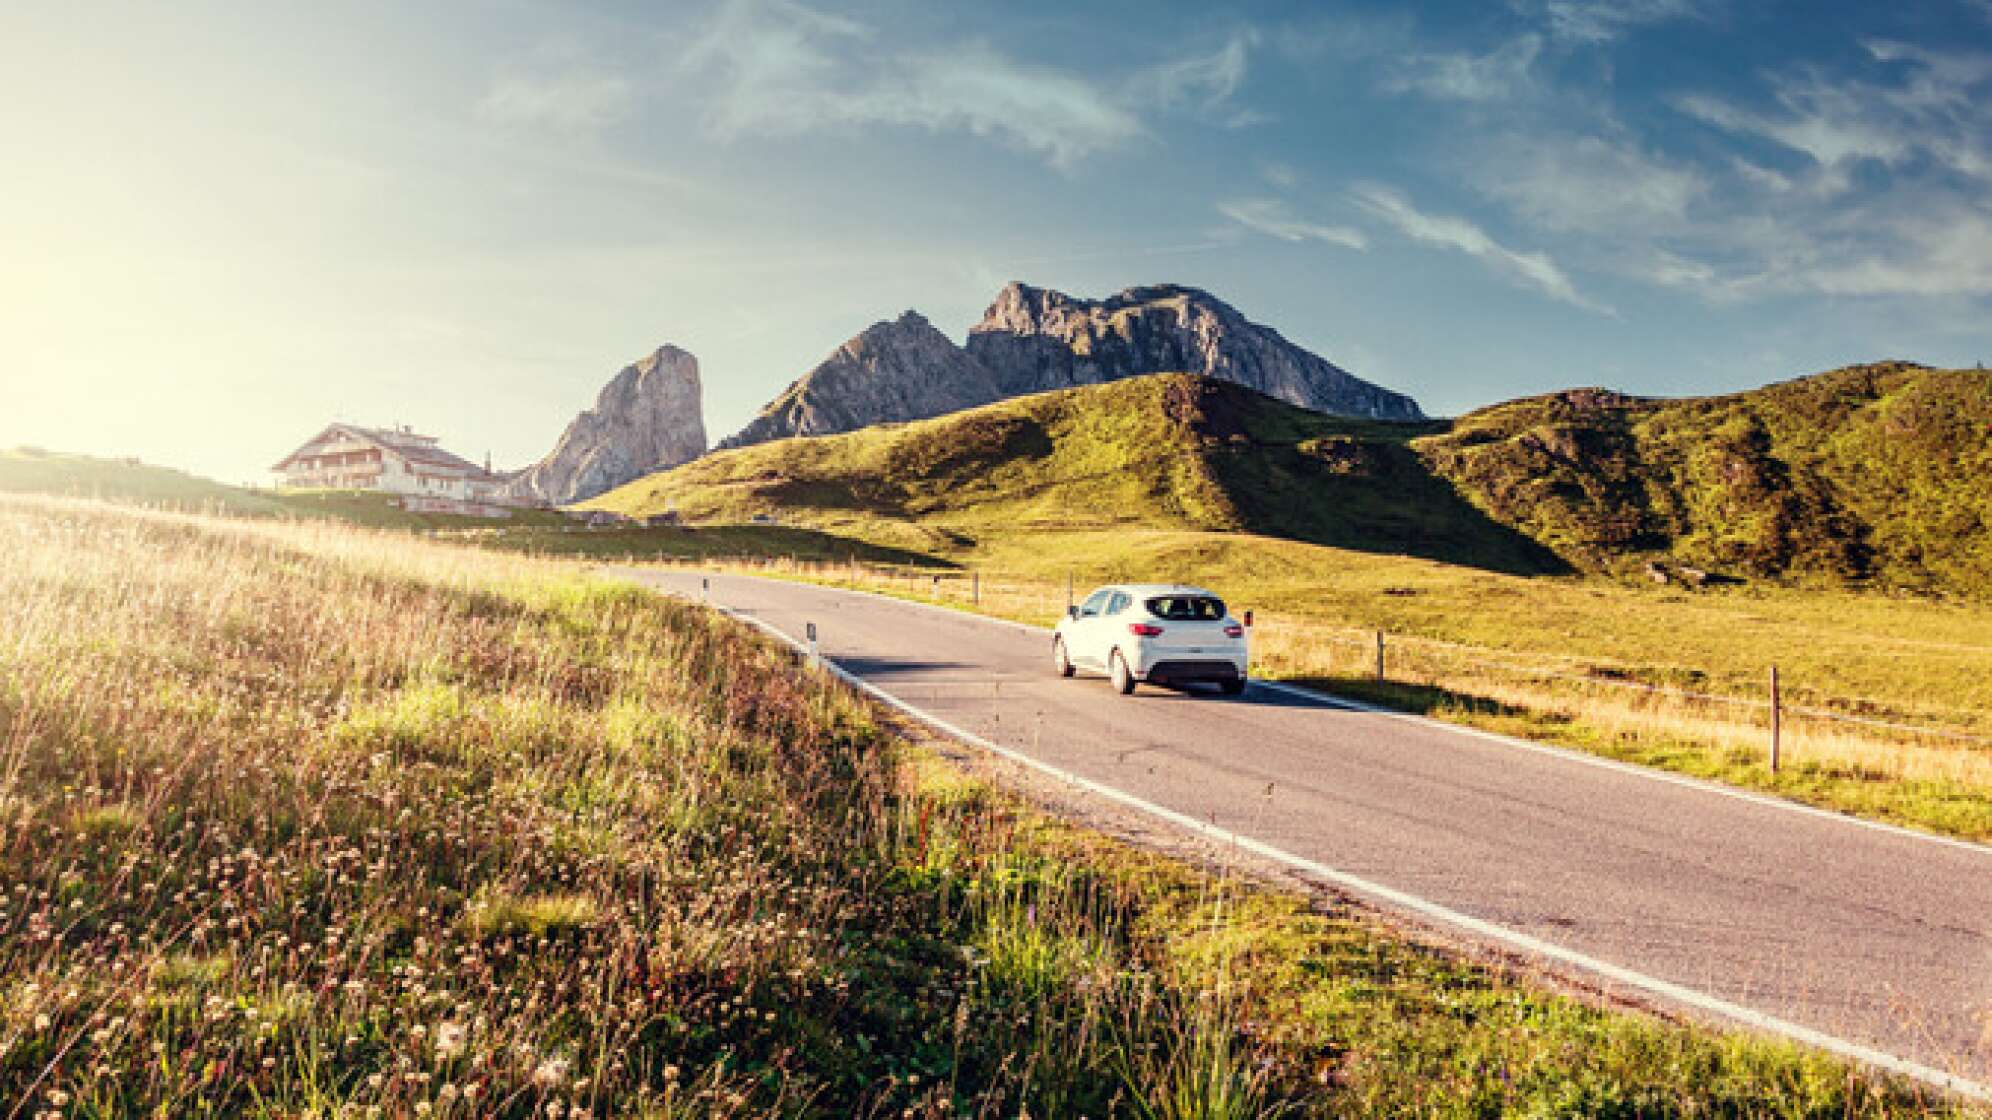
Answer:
628;568;1992;1092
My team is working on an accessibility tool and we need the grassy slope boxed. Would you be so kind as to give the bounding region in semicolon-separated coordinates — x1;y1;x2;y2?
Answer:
597;363;1992;596
0;496;1967;1117
0;447;294;516
589;374;1564;575
1419;362;1992;593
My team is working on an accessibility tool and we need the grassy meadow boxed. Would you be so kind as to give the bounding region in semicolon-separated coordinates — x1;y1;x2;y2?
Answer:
683;532;1992;841
1;494;1974;1116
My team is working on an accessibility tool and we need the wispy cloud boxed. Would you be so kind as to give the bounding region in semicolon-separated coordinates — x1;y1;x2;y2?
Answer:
1385;35;1541;102
1806;206;1992;297
478;69;636;131
1523;0;1718;43
1126;30;1257;116
1677;40;1992;189
1476;133;1706;235
1644;38;1992;299
1217;199;1366;249
1350;183;1614;314
1676;90;1906;181
1259;161;1299;189
683;0;1257;166
1638;192;1992;301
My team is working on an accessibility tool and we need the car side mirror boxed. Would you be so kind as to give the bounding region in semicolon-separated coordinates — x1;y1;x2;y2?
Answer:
1067;605;1080;620
1243;609;1254;628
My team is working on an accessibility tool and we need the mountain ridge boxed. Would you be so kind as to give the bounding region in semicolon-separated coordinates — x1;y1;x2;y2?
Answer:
968;281;1425;420
719;281;1422;449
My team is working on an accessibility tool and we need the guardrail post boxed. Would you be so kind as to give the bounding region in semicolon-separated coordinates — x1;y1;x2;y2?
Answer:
1769;665;1781;773
1375;630;1386;683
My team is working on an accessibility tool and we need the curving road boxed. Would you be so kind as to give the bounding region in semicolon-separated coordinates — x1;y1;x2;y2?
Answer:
625;568;1992;1095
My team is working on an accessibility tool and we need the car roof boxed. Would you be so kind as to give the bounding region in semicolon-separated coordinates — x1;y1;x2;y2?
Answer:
1099;583;1221;598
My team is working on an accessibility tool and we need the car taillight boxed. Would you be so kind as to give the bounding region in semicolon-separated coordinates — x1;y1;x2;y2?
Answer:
1128;622;1164;637
1224;623;1244;638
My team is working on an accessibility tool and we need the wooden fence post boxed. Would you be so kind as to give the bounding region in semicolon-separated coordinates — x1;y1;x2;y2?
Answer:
1375;630;1386;683
1769;665;1782;774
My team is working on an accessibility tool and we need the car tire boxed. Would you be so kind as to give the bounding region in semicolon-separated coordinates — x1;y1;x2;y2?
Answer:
1219;676;1247;697
1110;650;1137;695
1053;637;1075;678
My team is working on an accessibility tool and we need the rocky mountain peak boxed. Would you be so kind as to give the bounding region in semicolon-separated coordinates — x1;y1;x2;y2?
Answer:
719;312;1006;450
510;344;707;505
966;281;1425;421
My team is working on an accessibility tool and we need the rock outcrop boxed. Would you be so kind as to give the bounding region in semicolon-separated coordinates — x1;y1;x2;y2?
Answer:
967;282;1425;421
512;345;706;504
720;312;1007;449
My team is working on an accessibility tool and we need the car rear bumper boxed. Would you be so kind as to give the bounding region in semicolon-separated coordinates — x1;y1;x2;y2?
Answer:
1140;658;1246;684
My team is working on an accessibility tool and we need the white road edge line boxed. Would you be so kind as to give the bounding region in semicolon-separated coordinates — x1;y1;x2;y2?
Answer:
676;569;1989;859
680;594;1990;1103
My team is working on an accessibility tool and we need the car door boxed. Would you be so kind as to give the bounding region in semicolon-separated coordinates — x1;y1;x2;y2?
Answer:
1100;591;1134;664
1072;589;1114;667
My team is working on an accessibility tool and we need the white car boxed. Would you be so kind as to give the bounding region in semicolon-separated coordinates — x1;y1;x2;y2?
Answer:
1053;584;1249;696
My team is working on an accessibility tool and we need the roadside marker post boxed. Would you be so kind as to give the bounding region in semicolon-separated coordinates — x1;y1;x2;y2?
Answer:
1376;630;1386;683
1769;665;1782;773
972;571;980;606
701;576;709;602
807;621;819;668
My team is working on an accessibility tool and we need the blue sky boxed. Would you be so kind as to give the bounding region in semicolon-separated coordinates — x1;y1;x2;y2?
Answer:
3;0;1989;483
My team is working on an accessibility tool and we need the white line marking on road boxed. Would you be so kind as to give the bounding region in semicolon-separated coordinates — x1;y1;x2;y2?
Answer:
673;569;1989;859
1246;681;1992;858
683;594;1990;1103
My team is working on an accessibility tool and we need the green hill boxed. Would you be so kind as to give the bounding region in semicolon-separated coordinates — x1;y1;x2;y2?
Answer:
587;373;1567;574
0;447;294;515
596;363;1992;597
1418;362;1992;594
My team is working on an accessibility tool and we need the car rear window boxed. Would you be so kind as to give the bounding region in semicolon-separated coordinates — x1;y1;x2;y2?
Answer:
1144;595;1225;621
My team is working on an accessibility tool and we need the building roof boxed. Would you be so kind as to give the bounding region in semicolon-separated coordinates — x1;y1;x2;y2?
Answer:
273;423;498;480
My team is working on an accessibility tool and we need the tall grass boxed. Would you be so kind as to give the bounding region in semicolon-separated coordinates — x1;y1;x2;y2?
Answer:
0;496;1973;1116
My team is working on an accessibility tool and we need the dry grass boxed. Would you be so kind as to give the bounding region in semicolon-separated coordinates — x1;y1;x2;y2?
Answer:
0;495;1975;1116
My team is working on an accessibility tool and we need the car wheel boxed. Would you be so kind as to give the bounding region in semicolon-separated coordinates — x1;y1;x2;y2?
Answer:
1110;650;1137;695
1053;636;1075;678
1219;676;1247;696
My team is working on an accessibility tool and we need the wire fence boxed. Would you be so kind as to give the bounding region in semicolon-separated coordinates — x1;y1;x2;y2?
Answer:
691;555;1992;754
